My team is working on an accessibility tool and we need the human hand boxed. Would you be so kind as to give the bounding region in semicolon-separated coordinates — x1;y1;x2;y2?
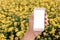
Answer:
28;12;48;37
21;12;48;40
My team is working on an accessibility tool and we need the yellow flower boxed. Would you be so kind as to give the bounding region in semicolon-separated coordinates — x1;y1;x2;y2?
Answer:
1;38;6;40
2;25;6;29
20;6;23;11
48;38;51;40
21;0;27;5
4;28;7;32
43;32;47;36
49;28;56;34
7;17;11;20
25;23;28;27
21;23;25;30
16;31;24;38
14;22;18;27
9;35;14;40
51;20;57;26
15;37;18;40
47;5;50;10
8;27;14;32
56;24;60;28
25;6;29;11
15;28;18;32
55;35;59;39
51;8;55;11
0;34;5;38
54;18;57;22
9;35;14;38
8;0;14;2
6;21;11;24
40;3;45;6
15;7;19;10
44;38;47;40
58;32;60;35
11;18;15;21
1;20;6;23
37;36;40;38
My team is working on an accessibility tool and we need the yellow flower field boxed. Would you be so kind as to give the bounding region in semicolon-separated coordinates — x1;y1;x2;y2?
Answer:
0;0;60;40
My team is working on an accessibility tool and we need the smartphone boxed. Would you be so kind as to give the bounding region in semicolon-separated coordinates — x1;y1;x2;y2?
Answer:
33;7;45;31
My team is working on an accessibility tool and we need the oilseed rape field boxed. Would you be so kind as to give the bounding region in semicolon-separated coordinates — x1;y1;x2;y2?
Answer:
0;0;60;40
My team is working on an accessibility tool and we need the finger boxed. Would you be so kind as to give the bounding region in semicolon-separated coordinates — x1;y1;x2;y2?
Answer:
33;31;41;37
44;19;48;26
29;12;34;30
29;12;34;21
44;13;48;26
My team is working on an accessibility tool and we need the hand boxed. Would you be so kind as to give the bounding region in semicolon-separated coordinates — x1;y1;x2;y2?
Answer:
21;12;48;40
